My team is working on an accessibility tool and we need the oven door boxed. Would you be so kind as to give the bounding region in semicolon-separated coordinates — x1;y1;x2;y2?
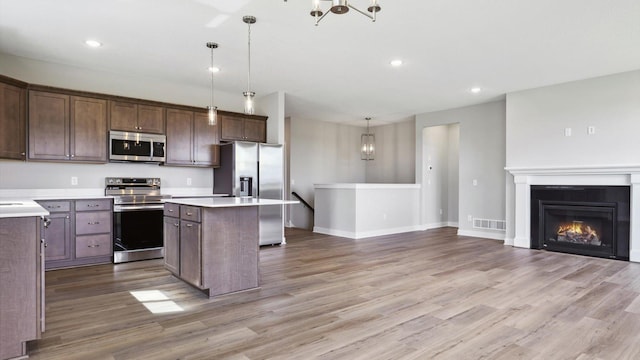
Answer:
113;204;164;263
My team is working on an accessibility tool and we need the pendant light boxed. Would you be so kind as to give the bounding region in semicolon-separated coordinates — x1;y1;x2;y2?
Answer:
206;42;218;126
361;117;375;160
243;15;256;115
310;0;382;26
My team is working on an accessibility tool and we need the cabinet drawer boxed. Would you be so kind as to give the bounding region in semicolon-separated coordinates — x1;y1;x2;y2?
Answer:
164;203;180;217
76;234;112;258
180;206;201;222
37;200;71;212
76;199;111;212
76;211;111;234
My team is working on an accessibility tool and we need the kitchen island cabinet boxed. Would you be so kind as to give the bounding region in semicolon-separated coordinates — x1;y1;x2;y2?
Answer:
0;202;47;360
163;197;297;297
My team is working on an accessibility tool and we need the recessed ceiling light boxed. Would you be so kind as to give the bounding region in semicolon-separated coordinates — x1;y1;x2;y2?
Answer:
208;66;220;73
85;40;102;48
470;87;481;94
390;59;403;67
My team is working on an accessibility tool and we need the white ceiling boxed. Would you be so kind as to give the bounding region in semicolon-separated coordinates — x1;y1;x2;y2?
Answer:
1;0;639;127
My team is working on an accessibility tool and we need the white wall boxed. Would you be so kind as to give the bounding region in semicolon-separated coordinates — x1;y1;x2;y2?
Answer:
416;100;506;239
365;118;416;183
289;117;366;229
0;160;212;194
506;70;640;168
504;70;640;243
447;124;460;223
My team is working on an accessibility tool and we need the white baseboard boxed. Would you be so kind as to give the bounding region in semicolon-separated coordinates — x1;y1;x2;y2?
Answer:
457;229;505;241
313;225;424;240
503;237;515;246
630;249;640;263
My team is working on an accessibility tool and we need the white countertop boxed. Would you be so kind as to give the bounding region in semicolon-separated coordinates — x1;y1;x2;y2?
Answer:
164;197;299;208
0;200;49;219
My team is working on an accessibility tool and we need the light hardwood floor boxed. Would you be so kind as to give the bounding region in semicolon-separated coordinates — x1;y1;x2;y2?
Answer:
28;227;640;360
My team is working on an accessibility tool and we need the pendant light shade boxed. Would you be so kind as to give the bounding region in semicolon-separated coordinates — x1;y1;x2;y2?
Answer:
206;42;218;126
243;15;256;115
361;117;375;160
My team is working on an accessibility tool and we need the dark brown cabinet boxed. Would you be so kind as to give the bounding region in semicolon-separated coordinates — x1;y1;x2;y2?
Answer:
0;216;43;360
219;114;266;143
37;198;112;269
28;91;107;163
163;210;180;275
0;81;27;160
38;201;73;268
166;108;219;167
109;101;165;134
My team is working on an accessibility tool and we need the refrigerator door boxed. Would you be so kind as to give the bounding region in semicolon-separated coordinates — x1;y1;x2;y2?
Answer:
258;143;284;245
234;142;258;197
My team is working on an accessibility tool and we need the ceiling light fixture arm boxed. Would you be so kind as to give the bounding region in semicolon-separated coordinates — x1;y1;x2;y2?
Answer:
310;0;381;26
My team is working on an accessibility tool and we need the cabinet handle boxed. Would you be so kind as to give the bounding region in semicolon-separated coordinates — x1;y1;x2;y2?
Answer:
168;209;174;212
71;154;75;158
66;215;70;219
87;204;100;207
47;205;61;209
185;223;193;228
43;218;51;228
87;244;100;248
88;221;100;225
174;223;179;227
186;212;193;216
21;152;25;156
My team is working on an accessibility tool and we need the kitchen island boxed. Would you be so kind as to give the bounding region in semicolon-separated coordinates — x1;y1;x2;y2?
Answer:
0;200;48;360
163;197;297;297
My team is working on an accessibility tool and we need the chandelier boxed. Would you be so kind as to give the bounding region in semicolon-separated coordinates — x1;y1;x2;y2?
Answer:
206;42;218;126
361;117;375;160
310;0;381;26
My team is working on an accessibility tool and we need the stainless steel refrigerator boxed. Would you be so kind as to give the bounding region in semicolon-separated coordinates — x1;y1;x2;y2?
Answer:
214;141;284;245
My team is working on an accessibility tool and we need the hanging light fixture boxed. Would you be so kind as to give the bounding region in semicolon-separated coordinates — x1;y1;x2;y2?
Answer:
243;15;256;115
361;117;375;160
206;42;218;126
310;0;381;26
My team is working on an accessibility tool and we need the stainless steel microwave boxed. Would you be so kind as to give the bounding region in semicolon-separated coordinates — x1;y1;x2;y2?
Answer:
109;131;166;163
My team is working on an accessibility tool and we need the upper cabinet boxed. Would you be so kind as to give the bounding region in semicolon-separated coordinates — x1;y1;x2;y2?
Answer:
109;101;165;134
0;80;27;160
219;113;267;143
165;108;219;167
28;91;107;163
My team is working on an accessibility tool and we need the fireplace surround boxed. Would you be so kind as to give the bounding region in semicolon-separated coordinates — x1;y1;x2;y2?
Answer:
530;185;630;260
506;165;640;263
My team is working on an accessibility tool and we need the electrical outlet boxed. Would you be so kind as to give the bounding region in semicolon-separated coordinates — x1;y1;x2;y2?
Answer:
439;209;443;215
588;126;596;135
473;179;478;186
71;176;78;186
564;128;572;137
467;215;473;222
186;178;192;186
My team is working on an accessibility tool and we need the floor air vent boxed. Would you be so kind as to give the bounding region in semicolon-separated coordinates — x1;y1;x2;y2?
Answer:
473;218;506;231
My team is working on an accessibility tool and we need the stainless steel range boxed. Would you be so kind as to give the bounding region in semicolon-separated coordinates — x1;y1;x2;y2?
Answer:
106;177;170;263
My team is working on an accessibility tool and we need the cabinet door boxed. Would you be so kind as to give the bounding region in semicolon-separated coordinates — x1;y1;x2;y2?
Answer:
43;212;72;264
219;114;244;141
163;216;180;275
28;91;69;160
70;96;107;162
109;101;138;132
193;112;219;166
180;220;201;287
165;108;194;165
0;82;26;160
137;105;165;134
243;118;266;142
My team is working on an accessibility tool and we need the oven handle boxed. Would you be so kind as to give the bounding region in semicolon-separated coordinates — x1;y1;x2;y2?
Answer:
113;204;165;212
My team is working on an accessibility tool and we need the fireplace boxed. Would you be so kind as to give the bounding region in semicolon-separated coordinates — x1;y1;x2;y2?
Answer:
531;185;630;260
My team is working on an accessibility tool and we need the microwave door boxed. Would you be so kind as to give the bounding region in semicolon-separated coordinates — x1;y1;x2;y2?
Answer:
111;138;152;161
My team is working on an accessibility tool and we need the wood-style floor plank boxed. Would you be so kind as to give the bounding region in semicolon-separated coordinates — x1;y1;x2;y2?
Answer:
27;227;640;359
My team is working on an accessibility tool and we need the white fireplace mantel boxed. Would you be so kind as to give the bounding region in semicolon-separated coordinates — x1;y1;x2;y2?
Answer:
506;164;640;263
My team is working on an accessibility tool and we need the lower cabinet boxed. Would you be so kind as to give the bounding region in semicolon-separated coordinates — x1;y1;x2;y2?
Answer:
163;215;180;275
180;219;202;287
0;216;44;360
37;198;113;269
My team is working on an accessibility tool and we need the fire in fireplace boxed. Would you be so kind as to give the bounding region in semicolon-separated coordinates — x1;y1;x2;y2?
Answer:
531;185;630;260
